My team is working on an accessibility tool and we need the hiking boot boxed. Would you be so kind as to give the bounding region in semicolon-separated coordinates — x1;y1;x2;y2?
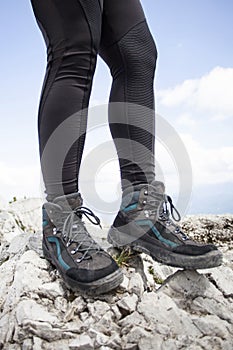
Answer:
42;192;123;295
108;181;223;269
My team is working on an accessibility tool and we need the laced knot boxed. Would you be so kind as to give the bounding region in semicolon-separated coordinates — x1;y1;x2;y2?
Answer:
159;195;189;240
159;195;181;222
57;206;102;263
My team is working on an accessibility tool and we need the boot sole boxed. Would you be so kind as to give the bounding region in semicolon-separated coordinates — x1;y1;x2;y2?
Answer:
108;227;223;270
42;242;123;296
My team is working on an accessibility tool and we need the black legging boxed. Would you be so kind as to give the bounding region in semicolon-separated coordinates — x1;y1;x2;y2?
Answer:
31;0;157;201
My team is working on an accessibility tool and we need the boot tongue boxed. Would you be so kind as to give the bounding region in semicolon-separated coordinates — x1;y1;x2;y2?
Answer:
53;192;83;211
150;180;165;195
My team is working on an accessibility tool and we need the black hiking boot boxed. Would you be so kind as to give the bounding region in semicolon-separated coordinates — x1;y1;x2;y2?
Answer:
108;181;223;269
42;192;123;295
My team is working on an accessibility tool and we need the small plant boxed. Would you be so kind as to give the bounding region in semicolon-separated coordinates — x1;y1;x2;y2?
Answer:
148;265;164;284
148;265;154;275
113;249;135;267
15;218;26;232
9;196;17;204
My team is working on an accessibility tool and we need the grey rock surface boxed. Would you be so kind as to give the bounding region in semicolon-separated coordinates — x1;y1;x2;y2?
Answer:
0;199;232;349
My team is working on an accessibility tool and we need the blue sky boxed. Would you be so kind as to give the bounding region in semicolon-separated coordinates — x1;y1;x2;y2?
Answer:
0;1;233;216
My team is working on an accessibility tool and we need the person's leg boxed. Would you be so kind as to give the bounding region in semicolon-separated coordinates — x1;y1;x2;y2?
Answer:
100;0;157;190
31;0;103;201
100;0;222;269
30;0;123;294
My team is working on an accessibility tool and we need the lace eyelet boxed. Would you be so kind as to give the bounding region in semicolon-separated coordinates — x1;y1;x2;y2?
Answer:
66;240;72;247
142;200;147;205
71;249;76;255
144;190;148;195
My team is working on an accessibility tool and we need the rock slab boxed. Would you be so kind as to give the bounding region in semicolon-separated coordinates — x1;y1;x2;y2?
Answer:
0;199;232;350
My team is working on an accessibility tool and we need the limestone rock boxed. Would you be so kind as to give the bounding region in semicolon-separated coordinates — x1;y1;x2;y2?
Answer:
122;326;152;345
117;294;138;316
0;200;233;350
16;300;58;325
206;265;233;296
137;291;201;337
69;334;94;350
87;300;111;321
138;334;163;350
128;271;144;297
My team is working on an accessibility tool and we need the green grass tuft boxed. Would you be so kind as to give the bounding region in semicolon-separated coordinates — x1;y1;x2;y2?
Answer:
148;265;164;284
113;249;135;267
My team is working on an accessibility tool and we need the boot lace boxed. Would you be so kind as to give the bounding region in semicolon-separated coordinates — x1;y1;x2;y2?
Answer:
55;206;102;262
159;195;189;240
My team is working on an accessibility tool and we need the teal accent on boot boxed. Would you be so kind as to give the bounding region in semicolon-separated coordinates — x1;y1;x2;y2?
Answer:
120;191;140;211
122;203;138;212
47;236;70;270
43;220;49;227
135;219;178;248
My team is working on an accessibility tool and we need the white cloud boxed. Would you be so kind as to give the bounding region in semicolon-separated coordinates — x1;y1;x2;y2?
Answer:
0;162;41;201
176;113;197;127
156;66;233;192
158;66;233;119
180;134;233;186
158;79;198;107
210;114;229;122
